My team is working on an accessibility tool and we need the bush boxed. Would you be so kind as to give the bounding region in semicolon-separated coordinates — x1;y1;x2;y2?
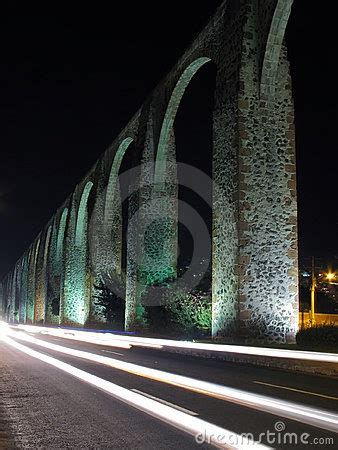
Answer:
296;325;338;348
93;281;124;325
135;304;149;329
165;289;212;335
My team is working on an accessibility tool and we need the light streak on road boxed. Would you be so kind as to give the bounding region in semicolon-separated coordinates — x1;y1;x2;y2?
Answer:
0;333;269;449
6;328;338;434
15;323;338;363
15;324;132;349
131;389;199;416
0;321;9;338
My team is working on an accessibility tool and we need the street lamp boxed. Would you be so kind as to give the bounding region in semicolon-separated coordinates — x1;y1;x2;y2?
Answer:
309;259;336;325
310;256;316;324
326;272;336;283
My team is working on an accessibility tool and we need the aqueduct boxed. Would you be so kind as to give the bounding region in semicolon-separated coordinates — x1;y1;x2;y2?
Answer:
0;0;298;342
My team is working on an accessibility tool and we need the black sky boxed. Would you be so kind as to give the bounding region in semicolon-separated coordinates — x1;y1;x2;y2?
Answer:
0;0;337;280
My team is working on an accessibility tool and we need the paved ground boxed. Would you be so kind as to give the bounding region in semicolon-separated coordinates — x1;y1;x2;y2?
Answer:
0;330;337;449
0;405;14;449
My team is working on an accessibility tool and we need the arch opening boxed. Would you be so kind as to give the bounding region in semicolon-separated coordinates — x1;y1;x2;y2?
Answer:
145;58;216;336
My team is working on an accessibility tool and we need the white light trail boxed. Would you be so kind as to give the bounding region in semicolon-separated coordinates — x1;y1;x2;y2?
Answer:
15;323;338;364
1;334;268;449
131;389;198;416
0;321;9;338
7;330;338;434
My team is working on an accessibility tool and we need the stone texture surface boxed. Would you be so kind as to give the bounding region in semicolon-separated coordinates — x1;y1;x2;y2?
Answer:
1;0;298;342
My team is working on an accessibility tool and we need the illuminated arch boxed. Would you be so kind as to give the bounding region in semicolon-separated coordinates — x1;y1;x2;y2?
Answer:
63;181;94;325
26;237;40;323
104;137;134;231
19;254;29;323
154;57;211;187
43;227;52;320
56;208;68;263
43;226;52;268
260;0;293;97
34;237;41;265
75;182;93;247
35;226;52;323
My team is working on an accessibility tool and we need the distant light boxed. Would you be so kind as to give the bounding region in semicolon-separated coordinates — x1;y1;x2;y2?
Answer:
326;272;336;282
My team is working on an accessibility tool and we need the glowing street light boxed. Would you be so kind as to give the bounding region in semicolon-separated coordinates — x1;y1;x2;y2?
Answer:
310;262;337;325
310;257;316;324
326;272;336;282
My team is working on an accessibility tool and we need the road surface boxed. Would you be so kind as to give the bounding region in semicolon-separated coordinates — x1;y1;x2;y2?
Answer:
0;327;337;448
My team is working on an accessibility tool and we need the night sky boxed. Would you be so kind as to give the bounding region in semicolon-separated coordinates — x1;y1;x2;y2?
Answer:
0;0;337;280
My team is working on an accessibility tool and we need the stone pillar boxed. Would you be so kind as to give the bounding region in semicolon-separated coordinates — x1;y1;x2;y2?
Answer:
237;0;298;342
63;183;93;326
34;227;51;323
27;239;40;323
212;66;240;337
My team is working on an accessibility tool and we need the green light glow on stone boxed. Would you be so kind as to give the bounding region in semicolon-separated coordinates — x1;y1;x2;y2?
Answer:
63;182;93;325
57;208;68;264
104;137;133;231
27;238;40;323
19;253;29;323
75;183;93;248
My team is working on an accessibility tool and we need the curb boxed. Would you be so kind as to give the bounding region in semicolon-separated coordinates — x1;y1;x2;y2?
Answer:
157;346;338;378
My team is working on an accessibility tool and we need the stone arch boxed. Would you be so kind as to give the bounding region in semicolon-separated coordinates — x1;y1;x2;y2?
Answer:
35;227;52;323
22;248;32;322
42;225;52;321
26;237;40;322
75;182;94;247
148;57;213;282
46;209;68;324
96;137;135;282
19;254;28;323
129;56;216;330
88;138;136;326
63;181;94;325
104;137;134;231
154;57;211;187
57;208;68;264
260;0;293;98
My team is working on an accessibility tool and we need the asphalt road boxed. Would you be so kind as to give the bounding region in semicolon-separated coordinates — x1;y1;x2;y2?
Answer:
0;329;337;449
